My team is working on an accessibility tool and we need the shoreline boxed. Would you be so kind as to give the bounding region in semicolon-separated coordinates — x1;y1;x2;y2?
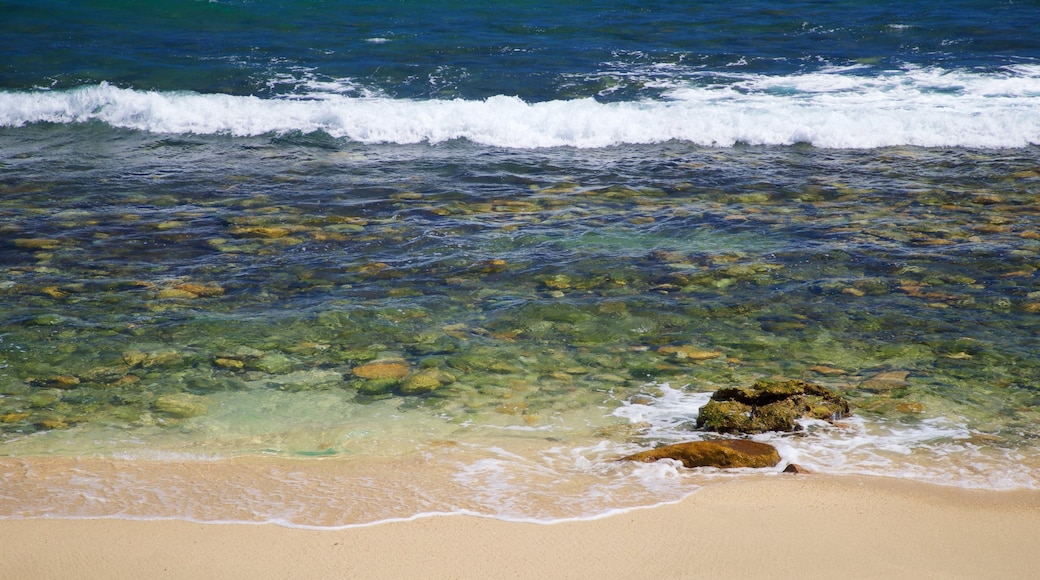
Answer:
5;474;1040;579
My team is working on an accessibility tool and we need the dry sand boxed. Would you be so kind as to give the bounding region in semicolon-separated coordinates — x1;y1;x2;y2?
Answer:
4;475;1039;579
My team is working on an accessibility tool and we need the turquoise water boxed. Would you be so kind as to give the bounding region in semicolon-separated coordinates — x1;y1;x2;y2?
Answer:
2;1;1040;525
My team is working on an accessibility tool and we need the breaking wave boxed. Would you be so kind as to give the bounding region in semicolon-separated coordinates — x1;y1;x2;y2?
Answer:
3;65;1039;149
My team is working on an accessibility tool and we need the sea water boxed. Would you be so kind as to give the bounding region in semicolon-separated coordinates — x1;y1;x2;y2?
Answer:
2;0;1040;527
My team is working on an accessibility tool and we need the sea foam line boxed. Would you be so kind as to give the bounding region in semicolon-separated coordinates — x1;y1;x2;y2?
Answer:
1;68;1039;148
613;384;1040;491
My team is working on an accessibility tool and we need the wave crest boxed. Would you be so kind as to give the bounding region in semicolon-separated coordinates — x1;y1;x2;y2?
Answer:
3;68;1039;149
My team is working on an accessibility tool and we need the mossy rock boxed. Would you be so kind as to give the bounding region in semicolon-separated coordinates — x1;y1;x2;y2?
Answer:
399;369;456;395
353;377;401;396
248;352;296;374
695;400;754;432
696;379;850;433
154;393;209;418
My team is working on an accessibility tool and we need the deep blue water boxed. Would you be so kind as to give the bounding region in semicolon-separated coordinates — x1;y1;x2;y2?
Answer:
3;0;1039;147
4;0;1038;99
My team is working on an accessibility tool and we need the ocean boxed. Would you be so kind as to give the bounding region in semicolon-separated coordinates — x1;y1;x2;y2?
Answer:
2;0;1040;527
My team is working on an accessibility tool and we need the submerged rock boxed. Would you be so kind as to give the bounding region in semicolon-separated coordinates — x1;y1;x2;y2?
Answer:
621;439;781;469
172;282;225;298
809;365;847;376
352;361;410;380
250;352;295;374
696;379;850;433
399;369;456;395
38;418;70;430
213;357;245;370
859;370;910;392
594;421;652;441
154;393;209;418
42;375;81;389
1;413;30;423
265;369;344;392
656;345;723;361
13;238;62;250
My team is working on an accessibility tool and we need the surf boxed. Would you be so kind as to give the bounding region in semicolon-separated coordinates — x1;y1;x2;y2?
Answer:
3;65;1039;149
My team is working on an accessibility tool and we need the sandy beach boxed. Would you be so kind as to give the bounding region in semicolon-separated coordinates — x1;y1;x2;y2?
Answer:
4;474;1039;580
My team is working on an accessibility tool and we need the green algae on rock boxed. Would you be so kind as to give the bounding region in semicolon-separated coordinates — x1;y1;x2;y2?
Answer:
153;393;209;418
696;380;851;434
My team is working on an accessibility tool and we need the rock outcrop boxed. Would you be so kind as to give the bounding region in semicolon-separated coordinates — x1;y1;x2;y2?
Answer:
696;379;850;434
621;439;781;469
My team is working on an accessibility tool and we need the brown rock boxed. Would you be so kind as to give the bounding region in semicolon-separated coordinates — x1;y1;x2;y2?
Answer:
471;259;509;274
45;375;81;389
621;439;781;469
38;419;69;430
352;361;410;380
173;283;225;297
41;286;68;298
229;226;293;238
860;370;910;392
13;238;61;250
783;463;812;474
971;194;1002;205
657;345;722;360
809;365;847;376
157;288;200;300
111;375;140;387
213;357;245;370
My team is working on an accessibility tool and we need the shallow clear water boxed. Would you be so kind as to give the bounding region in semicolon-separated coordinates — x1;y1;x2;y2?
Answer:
2;0;1040;525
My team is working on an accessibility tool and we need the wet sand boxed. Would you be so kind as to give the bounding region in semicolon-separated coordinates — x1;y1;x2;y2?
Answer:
5;474;1039;579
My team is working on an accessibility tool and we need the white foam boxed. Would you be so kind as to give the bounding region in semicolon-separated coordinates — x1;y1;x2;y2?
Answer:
265;69;373;97
447;440;703;522
1;65;1038;148
110;450;224;462
4;383;1036;528
612;384;1040;491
